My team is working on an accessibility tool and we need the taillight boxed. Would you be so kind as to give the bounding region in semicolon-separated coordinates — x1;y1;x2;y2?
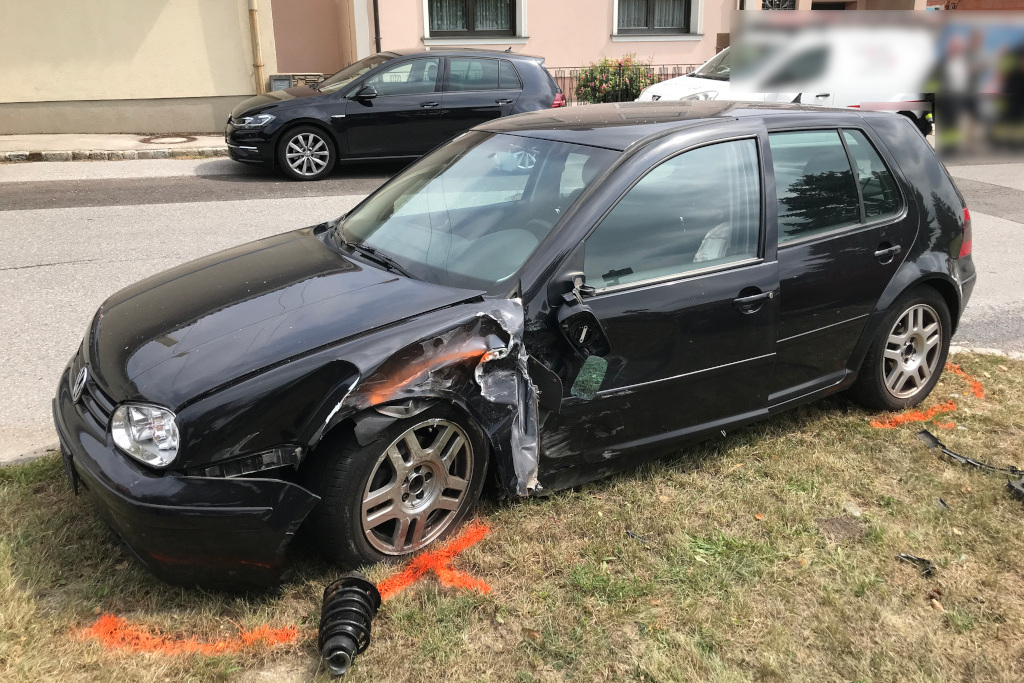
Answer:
551;93;566;108
959;207;972;258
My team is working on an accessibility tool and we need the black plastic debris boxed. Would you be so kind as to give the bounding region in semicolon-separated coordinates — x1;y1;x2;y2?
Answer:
917;430;1023;475
937;498;951;510
897;553;937;577
319;571;382;677
1008;478;1024;501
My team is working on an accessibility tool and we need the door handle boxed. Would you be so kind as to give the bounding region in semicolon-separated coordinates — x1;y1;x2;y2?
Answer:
814;93;831;98
495;98;513;104
733;289;774;313
874;243;902;264
420;101;440;108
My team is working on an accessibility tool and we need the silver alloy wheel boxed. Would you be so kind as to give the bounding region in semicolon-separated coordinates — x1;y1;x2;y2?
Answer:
361;419;473;555
881;303;942;399
284;132;330;177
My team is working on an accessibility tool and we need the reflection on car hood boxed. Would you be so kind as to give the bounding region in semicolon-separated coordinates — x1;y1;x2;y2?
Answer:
231;86;321;118
88;228;481;409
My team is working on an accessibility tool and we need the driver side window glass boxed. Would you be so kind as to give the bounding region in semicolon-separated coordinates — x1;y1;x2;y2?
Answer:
584;139;761;290
365;58;440;96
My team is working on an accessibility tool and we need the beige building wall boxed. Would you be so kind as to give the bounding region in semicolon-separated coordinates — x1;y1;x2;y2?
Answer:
372;0;729;68
0;0;280;133
272;0;356;73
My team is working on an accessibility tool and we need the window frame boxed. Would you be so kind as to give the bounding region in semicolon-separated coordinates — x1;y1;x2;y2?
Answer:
427;0;515;38
616;0;692;36
582;134;766;296
768;126;908;250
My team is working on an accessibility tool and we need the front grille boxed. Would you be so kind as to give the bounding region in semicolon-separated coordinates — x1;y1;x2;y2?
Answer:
68;350;115;433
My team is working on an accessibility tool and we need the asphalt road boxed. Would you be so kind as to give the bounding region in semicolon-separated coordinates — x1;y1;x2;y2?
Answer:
0;157;1020;462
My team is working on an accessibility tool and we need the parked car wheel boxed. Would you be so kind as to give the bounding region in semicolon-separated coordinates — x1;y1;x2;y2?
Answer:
853;287;951;411
277;126;336;181
305;404;488;567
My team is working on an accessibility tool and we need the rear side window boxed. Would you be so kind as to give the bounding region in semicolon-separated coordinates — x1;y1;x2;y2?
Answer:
448;57;501;91
842;129;901;221
769;130;860;243
498;60;522;90
584;139;761;290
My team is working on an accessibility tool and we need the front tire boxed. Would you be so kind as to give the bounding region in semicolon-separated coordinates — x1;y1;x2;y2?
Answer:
852;287;951;411
277;126;336;181
304;405;489;568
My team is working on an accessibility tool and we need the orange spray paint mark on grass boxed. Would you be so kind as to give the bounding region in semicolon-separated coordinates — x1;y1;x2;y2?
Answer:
79;614;299;656
934;421;956;430
944;362;985;399
870;400;958;429
376;521;491;601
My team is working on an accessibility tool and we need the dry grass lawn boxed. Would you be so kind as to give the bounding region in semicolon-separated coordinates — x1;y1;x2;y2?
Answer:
1;351;1022;682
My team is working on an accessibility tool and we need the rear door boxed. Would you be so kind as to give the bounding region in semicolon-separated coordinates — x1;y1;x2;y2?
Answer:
767;126;915;405
546;132;778;464
344;57;446;157
439;57;523;140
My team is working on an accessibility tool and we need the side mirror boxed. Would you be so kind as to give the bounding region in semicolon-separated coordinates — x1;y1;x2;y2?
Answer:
355;85;378;100
556;275;610;358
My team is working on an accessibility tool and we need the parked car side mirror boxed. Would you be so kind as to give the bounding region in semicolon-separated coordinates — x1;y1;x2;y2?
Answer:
556;275;610;358
355;85;378;100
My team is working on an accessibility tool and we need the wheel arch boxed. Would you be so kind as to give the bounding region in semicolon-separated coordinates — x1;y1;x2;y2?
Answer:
272;118;340;164
299;395;507;493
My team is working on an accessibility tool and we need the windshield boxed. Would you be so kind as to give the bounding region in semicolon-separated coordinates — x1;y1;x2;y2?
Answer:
693;47;731;81
317;53;396;94
337;132;619;290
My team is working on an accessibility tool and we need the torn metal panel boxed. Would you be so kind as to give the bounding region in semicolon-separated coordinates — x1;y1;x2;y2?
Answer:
325;298;541;497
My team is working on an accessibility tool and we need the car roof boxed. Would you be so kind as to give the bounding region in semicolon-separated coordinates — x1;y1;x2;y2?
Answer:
386;47;544;61
476;100;881;151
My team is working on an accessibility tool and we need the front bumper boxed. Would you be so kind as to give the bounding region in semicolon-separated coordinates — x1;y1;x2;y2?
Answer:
52;361;319;590
225;121;275;164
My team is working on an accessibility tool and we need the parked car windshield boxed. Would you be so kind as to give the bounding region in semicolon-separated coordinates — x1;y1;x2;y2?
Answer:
693;47;732;81
317;53;397;94
337;132;619;290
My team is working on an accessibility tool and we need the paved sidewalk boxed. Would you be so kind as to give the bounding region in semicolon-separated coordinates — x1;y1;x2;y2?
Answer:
0;133;227;162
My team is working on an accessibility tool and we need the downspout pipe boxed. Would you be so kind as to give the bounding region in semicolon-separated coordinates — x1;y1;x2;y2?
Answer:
373;0;382;53
248;0;267;94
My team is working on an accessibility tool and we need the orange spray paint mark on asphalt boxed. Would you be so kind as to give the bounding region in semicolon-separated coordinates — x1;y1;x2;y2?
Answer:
944;362;985;399
870;400;958;429
79;614;299;656
377;521;491;601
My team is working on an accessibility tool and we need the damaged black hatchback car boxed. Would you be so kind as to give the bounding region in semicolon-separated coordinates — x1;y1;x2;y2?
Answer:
53;102;975;589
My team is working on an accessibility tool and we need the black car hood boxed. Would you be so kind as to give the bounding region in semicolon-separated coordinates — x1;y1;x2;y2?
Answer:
231;86;321;118
88;228;481;409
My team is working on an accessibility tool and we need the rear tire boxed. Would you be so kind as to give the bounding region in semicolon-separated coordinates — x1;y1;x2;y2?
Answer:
277;125;336;181
303;404;488;568
852;287;951;411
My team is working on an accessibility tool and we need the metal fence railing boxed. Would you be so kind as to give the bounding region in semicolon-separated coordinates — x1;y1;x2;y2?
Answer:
548;63;702;105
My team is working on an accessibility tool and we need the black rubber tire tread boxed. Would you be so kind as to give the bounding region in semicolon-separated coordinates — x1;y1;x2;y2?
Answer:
851;286;951;411
276;124;337;181
301;404;489;568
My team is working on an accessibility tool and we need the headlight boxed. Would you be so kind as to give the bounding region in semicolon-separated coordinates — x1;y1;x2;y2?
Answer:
111;404;180;468
681;91;718;101
234;113;276;129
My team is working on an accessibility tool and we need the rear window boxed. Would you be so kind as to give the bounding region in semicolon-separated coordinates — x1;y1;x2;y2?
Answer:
842;129;901;221
447;58;521;91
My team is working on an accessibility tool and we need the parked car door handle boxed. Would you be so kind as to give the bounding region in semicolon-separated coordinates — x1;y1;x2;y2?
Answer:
420;102;440;108
814;93;831;98
874;243;902;263
495;98;513;105
733;289;774;313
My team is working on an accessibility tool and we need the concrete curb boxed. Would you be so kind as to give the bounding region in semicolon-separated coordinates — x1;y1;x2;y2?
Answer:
1;147;229;163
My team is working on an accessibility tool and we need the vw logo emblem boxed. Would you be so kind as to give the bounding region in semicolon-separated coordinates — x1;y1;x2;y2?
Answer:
71;367;88;404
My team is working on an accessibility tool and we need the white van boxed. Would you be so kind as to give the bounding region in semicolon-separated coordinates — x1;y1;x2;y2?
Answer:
637;29;935;136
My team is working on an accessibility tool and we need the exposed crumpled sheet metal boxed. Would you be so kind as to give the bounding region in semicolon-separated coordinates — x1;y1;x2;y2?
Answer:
320;298;541;497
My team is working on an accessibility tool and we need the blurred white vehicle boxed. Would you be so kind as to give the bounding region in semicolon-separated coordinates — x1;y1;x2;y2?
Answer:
637;29;935;136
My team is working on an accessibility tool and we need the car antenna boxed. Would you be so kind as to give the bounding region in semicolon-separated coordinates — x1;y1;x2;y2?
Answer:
505;46;512;53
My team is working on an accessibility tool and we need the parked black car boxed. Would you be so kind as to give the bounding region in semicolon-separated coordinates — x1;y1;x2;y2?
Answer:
55;102;975;589
226;48;565;180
